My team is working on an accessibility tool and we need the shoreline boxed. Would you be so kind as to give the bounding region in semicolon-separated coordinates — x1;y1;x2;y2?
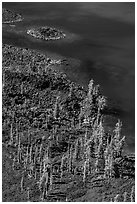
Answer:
2;43;81;79
2;18;23;24
2;42;134;152
2;43;134;156
2;43;135;202
2;6;135;202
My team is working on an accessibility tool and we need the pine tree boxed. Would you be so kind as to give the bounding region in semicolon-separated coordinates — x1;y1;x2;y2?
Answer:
113;120;122;143
96;95;106;124
88;79;94;97
2;70;5;89
68;82;74;98
53;96;60;119
95;142;104;173
21;174;24;192
113;120;125;158
104;141;114;179
9;123;13;145
21;82;23;94
114;194;119;202
123;191;127;202
73;139;81;161
60;155;65;180
27;187;30;202
68;145;73;173
85;145;91;175
130;186;135;202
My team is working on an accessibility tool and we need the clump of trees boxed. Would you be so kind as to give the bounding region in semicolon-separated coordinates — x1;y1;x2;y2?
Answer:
108;185;135;202
2;44;134;202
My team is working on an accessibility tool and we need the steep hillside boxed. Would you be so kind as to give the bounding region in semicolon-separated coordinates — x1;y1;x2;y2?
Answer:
2;44;135;202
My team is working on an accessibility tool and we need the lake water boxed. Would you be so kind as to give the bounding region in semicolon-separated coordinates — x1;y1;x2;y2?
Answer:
2;2;135;152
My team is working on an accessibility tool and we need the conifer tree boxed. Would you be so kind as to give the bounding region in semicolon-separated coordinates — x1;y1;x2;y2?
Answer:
83;160;87;183
123;191;127;202
130;186;135;202
2;70;5;89
53;96;60;119
60;154;65;180
113;120;125;158
88;79;94;97
104;141;114;178
95;142;104;173
73;139;81;161
68;82;74;98
68;145;73;173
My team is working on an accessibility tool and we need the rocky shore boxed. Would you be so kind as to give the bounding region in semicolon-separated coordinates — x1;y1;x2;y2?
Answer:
2;44;64;73
2;8;23;24
27;26;66;41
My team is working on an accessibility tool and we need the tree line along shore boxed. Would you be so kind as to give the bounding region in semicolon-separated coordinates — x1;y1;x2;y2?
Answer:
2;7;135;202
2;43;135;202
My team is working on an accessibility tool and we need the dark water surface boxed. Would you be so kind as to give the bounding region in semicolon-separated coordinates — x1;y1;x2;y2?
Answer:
2;2;135;152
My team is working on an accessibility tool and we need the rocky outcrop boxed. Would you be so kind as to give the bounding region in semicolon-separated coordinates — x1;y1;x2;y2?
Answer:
2;8;23;23
27;26;66;41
